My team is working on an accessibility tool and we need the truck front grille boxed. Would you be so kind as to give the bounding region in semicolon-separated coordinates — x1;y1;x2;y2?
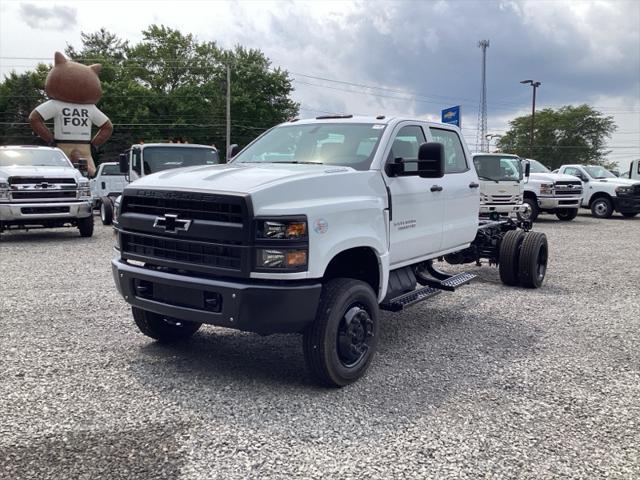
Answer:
8;177;78;202
12;191;77;200
118;189;252;277
8;177;76;184
554;181;582;195
487;194;517;204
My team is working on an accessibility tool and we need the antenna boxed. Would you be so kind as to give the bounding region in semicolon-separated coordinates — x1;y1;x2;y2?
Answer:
476;39;490;152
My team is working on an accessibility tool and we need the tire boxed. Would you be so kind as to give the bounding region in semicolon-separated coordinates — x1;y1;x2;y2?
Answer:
303;278;379;387
100;197;114;225
518;232;548;288
590;196;613;218
621;212;638;218
519;197;539;222
77;215;94;237
555;208;578;221
499;229;525;286
132;307;202;342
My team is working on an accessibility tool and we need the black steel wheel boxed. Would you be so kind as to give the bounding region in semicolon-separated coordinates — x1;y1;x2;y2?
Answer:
132;307;202;342
555;208;578;221
518;232;548;288
590;196;613;218
77;215;94;237
303;278;379;387
100;197;114;225
499;229;526;286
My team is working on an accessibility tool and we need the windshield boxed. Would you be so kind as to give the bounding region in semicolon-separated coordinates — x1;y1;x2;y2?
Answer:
473;155;523;182
529;159;550;173
584;165;616;179
0;149;72;168
232;123;386;171
141;147;220;174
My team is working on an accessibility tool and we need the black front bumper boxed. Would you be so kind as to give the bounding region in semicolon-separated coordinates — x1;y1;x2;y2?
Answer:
613;195;640;214
112;259;321;335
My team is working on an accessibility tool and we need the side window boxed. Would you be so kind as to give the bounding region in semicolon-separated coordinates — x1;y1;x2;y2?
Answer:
131;150;141;175
429;128;468;174
101;164;124;176
388;125;426;173
565;167;580;178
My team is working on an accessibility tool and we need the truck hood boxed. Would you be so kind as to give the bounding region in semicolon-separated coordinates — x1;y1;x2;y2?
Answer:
0;165;83;181
126;163;355;194
530;172;580;183
589;177;640;187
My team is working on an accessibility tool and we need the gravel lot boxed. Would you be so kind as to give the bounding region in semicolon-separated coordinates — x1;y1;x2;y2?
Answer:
1;212;639;479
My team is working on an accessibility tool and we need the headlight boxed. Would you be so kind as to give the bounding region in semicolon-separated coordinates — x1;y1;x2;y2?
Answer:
615;186;632;195
0;181;9;200
256;218;307;240
77;181;91;198
113;195;122;222
256;248;308;270
540;183;554;195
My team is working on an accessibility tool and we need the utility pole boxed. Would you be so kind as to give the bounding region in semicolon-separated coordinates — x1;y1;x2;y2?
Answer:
520;79;541;158
476;39;490;152
226;64;231;161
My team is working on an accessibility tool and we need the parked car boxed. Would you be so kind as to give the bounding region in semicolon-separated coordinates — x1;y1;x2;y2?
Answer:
557;164;640;218
0;145;93;236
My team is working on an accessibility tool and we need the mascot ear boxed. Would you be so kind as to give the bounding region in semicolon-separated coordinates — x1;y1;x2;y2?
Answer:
89;64;102;76
54;51;67;65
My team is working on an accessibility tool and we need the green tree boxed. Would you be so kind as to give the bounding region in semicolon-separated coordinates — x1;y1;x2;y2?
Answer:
497;105;617;169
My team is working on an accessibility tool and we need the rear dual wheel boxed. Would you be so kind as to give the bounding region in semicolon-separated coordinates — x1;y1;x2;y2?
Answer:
100;197;114;225
499;230;548;288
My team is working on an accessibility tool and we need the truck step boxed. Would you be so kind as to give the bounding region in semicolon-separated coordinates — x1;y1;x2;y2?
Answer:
380;286;441;312
420;272;477;292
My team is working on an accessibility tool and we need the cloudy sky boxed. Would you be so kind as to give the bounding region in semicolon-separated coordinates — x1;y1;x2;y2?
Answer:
1;0;638;169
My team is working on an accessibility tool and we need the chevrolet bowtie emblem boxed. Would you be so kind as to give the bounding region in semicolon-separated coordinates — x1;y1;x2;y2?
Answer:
153;213;192;234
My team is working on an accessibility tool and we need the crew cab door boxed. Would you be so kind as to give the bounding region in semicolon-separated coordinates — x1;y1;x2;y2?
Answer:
428;127;479;250
384;123;445;266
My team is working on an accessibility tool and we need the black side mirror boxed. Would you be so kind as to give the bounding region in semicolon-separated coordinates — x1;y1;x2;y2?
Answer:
227;144;240;161
118;153;129;174
417;142;444;178
524;161;531;178
580;175;589;182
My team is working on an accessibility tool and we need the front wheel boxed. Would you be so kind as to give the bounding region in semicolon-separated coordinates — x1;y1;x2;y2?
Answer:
132;307;202;342
303;278;379;387
77;215;94;237
555;208;578;221
518;232;548;288
590;197;613;218
518;197;539;222
100;197;114;225
621;212;638;218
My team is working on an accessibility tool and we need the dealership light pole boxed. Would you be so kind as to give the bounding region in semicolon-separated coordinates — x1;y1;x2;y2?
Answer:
226;64;231;161
520;79;541;158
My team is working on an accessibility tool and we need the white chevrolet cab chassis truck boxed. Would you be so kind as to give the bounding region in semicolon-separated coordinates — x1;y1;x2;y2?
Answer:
522;159;583;222
95;143;221;226
0;145;93;237
112;116;549;387
471;153;530;220
558;164;640;218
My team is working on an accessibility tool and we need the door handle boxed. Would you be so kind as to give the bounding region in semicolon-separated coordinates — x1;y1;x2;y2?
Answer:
430;185;443;192
101;182;106;189
469;182;479;189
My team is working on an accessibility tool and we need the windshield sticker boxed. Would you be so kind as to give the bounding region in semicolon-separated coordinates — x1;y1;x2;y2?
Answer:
372;124;385;129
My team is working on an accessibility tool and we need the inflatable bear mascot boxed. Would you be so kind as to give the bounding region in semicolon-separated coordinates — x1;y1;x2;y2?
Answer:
29;52;113;177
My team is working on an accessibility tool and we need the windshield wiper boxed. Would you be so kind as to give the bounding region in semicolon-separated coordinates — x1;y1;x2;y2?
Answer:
477;175;501;183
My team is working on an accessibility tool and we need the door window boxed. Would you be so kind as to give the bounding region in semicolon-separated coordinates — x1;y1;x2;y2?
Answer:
429;128;468;174
388;125;426;172
101;164;125;176
564;167;584;179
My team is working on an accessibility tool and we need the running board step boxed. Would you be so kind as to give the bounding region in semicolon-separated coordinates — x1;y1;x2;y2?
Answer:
420;272;477;292
380;286;441;312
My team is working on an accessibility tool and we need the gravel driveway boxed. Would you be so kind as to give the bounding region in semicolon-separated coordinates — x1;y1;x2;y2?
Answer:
1;213;639;479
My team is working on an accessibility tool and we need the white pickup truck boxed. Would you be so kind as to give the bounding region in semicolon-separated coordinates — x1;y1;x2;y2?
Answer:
111;116;549;386
557;164;640;218
0;145;93;237
94;143;221;225
522;159;583;221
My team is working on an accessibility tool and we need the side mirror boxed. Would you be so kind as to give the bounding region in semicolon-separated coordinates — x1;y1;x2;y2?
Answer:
417;142;444;178
227;144;240;161
524;161;531;178
119;153;129;174
579;174;589;182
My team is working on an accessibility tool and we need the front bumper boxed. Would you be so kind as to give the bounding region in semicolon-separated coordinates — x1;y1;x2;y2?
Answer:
480;203;529;216
613;195;640;214
112;259;322;335
0;200;92;223
537;195;582;210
